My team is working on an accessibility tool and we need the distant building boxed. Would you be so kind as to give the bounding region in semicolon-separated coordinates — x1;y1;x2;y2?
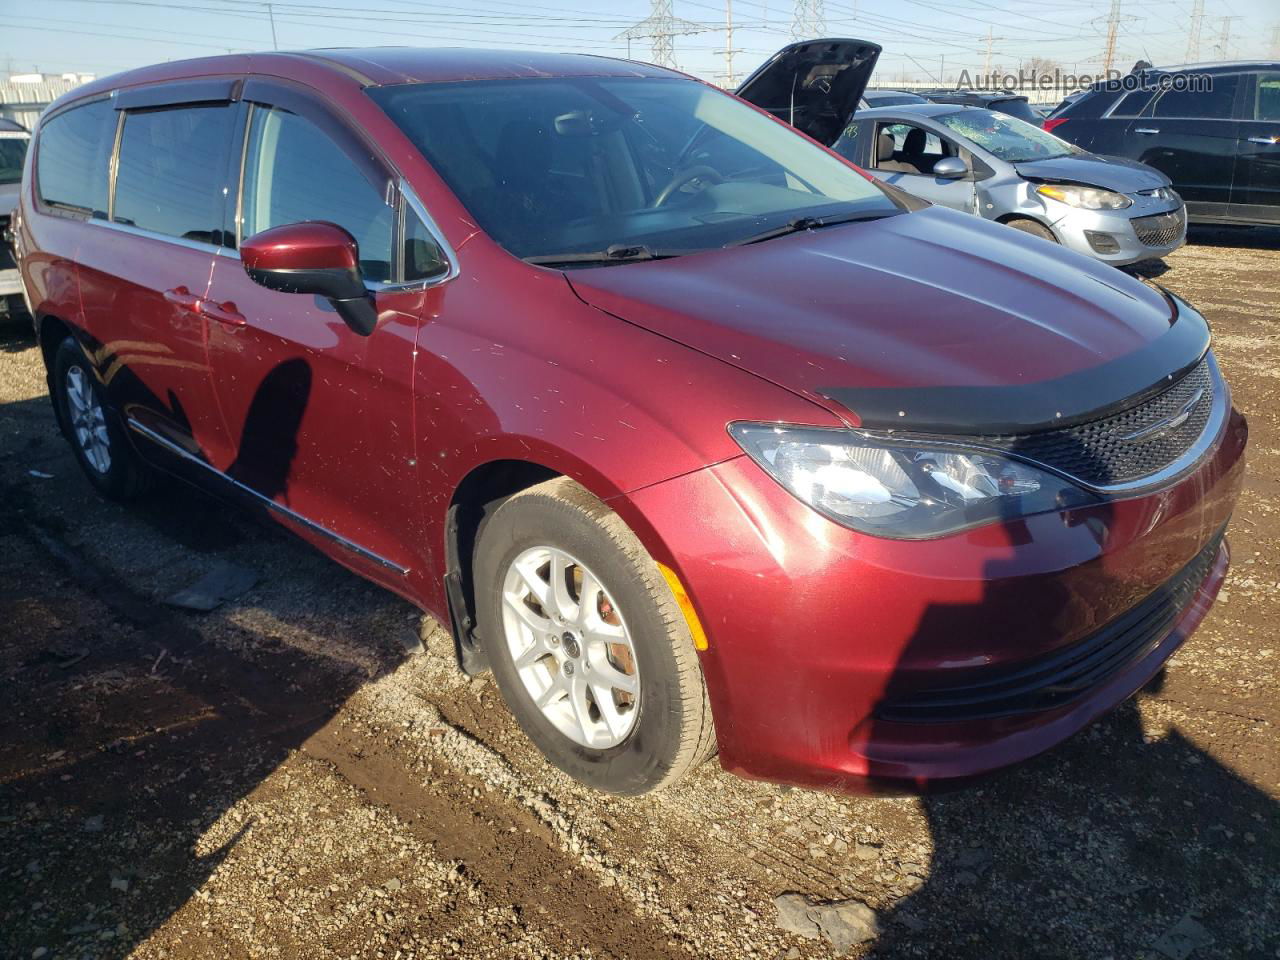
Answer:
0;73;96;130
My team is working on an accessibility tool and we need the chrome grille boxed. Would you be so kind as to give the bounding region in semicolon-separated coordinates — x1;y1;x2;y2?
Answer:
978;357;1215;488
1132;208;1186;247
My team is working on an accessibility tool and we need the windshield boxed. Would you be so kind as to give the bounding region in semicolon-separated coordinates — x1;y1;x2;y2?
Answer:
935;109;1082;163
370;77;901;262
0;133;28;185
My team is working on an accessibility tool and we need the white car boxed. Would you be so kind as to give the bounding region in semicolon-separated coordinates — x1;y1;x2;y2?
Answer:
1;118;31;322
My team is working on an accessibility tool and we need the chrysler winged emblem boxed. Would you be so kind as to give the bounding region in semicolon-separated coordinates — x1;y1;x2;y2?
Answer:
1117;388;1205;443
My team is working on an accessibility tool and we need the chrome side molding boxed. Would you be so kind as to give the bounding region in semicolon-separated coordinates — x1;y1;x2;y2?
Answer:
126;418;410;577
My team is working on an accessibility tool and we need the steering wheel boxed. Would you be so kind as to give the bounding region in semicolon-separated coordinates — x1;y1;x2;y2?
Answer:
653;165;724;207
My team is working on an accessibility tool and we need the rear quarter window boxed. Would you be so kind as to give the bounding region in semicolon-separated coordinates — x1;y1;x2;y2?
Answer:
36;98;116;214
1055;88;1118;119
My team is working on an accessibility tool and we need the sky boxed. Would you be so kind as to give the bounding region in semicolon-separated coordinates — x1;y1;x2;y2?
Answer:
0;0;1276;89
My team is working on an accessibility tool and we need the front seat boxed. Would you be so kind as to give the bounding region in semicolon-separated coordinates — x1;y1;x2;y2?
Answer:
897;127;933;175
875;130;913;173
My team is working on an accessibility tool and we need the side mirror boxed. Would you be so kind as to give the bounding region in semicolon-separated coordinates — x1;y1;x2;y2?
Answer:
932;157;968;180
240;221;378;336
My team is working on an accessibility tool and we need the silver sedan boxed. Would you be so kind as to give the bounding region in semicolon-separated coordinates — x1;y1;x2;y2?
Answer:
833;104;1186;266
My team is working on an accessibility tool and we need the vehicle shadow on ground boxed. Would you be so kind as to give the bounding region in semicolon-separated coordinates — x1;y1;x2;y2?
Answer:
865;698;1277;958
0;385;413;959
860;427;1275;958
0;317;34;354
1186;224;1280;251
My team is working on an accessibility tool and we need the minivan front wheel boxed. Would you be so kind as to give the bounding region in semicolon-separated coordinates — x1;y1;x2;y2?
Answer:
474;478;715;794
53;336;154;500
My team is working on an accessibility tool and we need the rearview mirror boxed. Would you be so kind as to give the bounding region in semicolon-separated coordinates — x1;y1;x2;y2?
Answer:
240;221;378;336
932;157;968;180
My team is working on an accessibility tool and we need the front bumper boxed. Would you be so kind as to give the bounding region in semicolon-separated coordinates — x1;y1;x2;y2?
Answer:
1051;202;1187;266
623;403;1247;793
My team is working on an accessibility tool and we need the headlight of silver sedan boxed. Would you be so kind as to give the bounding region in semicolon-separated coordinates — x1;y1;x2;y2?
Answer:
729;423;1100;539
1035;183;1133;210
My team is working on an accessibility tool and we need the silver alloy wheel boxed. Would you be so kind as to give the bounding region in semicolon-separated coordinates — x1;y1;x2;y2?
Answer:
65;365;111;475
501;546;640;749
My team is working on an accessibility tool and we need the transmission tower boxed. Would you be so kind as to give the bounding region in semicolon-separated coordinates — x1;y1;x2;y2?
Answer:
1184;0;1204;63
1213;16;1240;60
616;0;711;70
791;0;826;41
1101;0;1122;75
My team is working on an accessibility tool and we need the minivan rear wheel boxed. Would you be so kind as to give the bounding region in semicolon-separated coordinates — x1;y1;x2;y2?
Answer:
53;336;155;500
473;477;715;794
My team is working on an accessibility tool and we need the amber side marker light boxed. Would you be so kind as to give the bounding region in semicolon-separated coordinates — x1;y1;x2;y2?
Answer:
657;562;710;651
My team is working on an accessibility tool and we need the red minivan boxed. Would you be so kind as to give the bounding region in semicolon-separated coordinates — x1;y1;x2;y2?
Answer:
13;45;1246;795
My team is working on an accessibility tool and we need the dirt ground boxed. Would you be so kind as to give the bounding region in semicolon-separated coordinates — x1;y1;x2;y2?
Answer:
1;228;1278;960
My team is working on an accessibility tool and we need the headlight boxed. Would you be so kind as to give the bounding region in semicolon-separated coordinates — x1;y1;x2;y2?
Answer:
1035;183;1132;210
729;423;1100;539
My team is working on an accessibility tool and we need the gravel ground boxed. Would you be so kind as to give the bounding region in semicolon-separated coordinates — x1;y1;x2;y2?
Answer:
1;227;1278;960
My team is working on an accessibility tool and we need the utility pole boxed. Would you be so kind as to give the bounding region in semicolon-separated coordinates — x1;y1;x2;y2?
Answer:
716;0;744;88
266;2;278;51
1271;22;1280;58
982;28;1001;78
616;0;711;70
1101;0;1122;75
1213;16;1240;60
1183;0;1204;63
791;0;826;41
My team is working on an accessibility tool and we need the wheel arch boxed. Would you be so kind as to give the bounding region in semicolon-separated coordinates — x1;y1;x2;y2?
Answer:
444;459;563;675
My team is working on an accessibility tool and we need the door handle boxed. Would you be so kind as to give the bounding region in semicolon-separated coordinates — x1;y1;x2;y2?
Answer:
1135;128;1160;135
1247;136;1279;145
163;286;201;311
197;299;246;326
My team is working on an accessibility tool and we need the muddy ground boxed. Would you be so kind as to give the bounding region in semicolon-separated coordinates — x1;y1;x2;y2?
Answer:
1;227;1278;960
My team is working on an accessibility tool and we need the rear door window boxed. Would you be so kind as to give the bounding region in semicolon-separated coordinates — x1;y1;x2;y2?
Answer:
1149;75;1240;119
113;104;238;245
36;98;116;215
241;106;394;282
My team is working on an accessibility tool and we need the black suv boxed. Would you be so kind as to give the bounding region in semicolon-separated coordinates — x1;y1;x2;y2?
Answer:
1045;62;1280;225
917;90;1041;124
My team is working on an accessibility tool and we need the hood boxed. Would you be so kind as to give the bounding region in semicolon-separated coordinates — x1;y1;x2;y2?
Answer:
735;38;881;146
1015;153;1172;194
566;206;1207;434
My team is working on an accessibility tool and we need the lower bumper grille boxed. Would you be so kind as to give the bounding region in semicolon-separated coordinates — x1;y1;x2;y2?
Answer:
1133;208;1186;247
875;529;1224;724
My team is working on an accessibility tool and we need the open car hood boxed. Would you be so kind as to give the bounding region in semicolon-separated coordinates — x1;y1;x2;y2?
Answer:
735;38;881;146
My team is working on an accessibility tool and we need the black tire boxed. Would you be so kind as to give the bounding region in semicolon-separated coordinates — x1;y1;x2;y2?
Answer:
1004;217;1058;242
474;477;715;795
52;336;155;500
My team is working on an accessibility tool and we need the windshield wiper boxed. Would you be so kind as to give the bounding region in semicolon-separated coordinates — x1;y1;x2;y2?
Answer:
524;244;685;267
727;209;897;247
